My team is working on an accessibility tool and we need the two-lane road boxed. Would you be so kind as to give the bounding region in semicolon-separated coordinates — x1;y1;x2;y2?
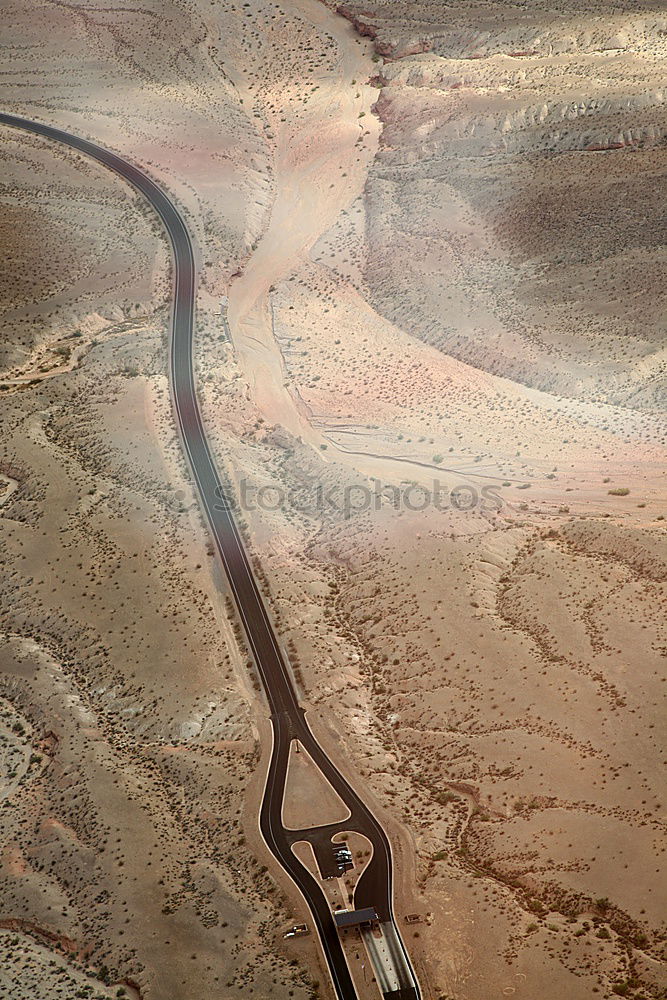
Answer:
0;112;419;1000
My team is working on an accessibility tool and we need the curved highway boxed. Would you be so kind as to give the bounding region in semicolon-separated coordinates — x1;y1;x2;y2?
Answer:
0;111;420;1000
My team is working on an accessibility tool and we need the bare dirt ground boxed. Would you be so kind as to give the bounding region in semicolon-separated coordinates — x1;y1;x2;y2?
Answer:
1;1;665;999
282;741;351;830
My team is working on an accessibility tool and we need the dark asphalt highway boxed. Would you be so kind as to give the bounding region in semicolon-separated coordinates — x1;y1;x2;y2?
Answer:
0;112;420;1000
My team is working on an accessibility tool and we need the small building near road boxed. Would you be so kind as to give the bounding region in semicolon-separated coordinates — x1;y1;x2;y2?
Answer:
284;923;309;938
333;907;378;930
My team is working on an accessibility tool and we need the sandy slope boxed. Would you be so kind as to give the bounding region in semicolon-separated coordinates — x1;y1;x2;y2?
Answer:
225;0;381;444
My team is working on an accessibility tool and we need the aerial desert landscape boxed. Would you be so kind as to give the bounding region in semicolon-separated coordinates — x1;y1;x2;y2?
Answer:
0;1;665;999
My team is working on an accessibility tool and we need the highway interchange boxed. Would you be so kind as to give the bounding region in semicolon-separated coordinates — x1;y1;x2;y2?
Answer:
0;111;421;1000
